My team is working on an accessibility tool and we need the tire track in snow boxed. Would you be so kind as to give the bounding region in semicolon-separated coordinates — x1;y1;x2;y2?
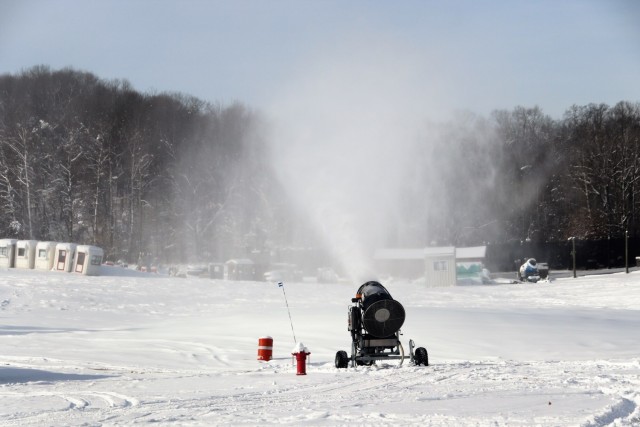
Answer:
100;364;473;424
52;365;434;425
93;361;622;424
120;361;583;424
62;395;89;410
0;390;140;426
581;398;637;427
554;360;640;426
3;359;637;426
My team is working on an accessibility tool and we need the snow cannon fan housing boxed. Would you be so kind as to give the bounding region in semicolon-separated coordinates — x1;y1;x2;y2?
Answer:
356;281;405;337
336;281;428;368
336;280;428;368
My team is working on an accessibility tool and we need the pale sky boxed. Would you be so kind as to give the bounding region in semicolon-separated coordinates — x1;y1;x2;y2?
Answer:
1;0;639;119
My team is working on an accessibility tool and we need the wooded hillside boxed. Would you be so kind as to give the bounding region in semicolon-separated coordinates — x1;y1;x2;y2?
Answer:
1;66;639;267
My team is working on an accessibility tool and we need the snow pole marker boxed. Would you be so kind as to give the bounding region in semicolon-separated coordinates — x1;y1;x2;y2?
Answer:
278;281;297;344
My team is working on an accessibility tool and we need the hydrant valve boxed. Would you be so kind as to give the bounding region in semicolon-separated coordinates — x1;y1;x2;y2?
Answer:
291;342;311;375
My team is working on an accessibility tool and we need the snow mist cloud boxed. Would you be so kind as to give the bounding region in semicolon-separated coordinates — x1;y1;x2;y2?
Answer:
267;37;441;281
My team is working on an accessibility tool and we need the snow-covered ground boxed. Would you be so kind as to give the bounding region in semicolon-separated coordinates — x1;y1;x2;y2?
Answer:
1;267;639;426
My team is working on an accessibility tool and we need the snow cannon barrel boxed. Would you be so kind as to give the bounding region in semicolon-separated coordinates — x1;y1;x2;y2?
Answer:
356;281;405;338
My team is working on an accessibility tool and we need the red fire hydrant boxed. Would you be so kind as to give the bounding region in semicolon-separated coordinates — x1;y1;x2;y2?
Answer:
291;342;311;375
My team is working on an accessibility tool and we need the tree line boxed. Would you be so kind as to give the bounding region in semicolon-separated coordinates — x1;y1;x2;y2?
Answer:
396;101;640;248
1;66;639;267
0;66;286;264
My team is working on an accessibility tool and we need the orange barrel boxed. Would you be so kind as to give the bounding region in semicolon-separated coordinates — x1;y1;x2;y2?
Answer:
257;336;273;361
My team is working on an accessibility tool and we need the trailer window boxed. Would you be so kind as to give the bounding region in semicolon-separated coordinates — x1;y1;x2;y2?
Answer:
91;255;102;266
18;248;25;257
433;260;449;271
39;249;47;258
0;247;7;257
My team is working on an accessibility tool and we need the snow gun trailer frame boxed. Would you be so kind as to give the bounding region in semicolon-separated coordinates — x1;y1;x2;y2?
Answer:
335;281;429;368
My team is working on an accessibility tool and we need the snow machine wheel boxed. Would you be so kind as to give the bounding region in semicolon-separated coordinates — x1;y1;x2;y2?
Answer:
414;347;429;366
335;350;349;369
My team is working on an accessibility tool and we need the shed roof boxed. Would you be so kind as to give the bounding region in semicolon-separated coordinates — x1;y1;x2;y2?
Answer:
456;246;487;259
424;246;456;257
36;241;58;248
373;245;487;261
76;245;104;254
56;242;77;249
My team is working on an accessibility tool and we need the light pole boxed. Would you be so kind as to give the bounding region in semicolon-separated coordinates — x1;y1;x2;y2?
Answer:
625;230;629;274
568;237;576;278
607;234;611;269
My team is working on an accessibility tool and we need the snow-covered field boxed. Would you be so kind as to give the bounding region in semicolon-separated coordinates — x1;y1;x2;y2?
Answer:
1;267;639;426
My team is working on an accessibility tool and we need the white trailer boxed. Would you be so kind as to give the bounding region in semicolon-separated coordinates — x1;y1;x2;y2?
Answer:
35;241;57;270
53;242;77;272
73;245;104;276
0;239;17;268
15;240;38;269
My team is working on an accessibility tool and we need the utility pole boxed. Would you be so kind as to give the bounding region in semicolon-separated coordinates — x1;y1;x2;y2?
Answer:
569;237;576;278
625;230;629;274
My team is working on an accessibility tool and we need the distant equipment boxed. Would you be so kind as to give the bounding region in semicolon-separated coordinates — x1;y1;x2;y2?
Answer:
518;258;541;283
335;281;428;368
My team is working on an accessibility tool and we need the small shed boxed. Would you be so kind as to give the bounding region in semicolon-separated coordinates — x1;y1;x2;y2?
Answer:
73;245;104;276
424;246;457;287
455;246;488;283
53;242;77;272
35;241;57;270
0;239;17;268
208;262;225;279
15;240;38;269
225;259;255;280
456;246;487;263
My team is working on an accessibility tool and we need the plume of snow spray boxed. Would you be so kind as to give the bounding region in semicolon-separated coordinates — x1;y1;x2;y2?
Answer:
267;37;429;282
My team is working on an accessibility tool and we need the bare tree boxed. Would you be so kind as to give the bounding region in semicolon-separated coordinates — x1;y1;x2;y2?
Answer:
0;137;20;235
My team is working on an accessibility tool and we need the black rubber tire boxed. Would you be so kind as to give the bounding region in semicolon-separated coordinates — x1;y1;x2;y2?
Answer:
335;350;349;369
414;347;429;366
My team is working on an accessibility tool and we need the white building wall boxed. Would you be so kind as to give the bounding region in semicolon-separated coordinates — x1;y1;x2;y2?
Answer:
54;243;77;272
16;240;38;269
74;245;104;276
424;254;457;287
35;241;57;270
0;239;17;268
